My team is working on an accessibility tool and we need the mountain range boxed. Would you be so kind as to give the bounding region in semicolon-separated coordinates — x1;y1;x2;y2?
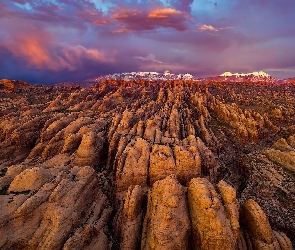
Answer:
55;71;295;88
89;70;195;82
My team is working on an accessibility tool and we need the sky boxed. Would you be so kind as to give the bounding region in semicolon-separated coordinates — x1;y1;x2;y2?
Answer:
0;0;295;84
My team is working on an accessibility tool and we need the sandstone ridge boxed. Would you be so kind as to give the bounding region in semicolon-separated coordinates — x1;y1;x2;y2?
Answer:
0;79;294;249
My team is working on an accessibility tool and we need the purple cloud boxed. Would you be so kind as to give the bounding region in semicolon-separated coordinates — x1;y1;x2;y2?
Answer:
111;7;190;32
134;54;163;64
169;0;194;13
0;0;294;83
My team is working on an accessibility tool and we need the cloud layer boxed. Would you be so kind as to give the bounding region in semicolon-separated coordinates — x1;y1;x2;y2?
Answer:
0;0;295;83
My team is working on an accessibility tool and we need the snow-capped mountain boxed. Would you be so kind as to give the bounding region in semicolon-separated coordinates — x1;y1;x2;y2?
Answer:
92;71;195;82
60;70;292;88
220;71;271;77
92;70;277;83
211;71;277;83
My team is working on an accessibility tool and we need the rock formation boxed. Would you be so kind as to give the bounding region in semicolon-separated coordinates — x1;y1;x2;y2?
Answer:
0;78;294;249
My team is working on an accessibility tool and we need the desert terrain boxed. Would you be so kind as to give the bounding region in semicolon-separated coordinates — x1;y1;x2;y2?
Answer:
0;77;294;249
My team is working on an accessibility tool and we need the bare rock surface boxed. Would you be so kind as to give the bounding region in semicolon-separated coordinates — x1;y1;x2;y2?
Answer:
242;199;280;250
188;177;236;250
149;144;176;184
116;138;150;192
0;79;294;249
119;185;145;250
141;175;191;250
8;167;52;193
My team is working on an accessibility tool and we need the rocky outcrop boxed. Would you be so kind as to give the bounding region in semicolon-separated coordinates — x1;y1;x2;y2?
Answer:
208;95;279;143
187;135;220;183
265;136;295;172
242;199;281;250
265;149;295;172
116;138;151;192
149;144;176;184
0;166;112;250
0;79;30;93
72;131;105;168
0;79;294;249
8;167;53;193
173;145;201;185
119;185;145;250
141;175;191;250
188;178;236;250
217;180;240;241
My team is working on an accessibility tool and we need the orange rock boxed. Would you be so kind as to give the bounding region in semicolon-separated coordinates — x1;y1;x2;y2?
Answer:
141;175;191;250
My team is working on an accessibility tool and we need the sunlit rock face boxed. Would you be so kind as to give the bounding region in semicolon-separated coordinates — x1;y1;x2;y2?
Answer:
0;78;295;249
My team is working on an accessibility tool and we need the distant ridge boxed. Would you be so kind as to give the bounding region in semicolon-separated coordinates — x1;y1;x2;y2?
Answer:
56;71;295;87
220;71;271;77
92;70;276;83
202;70;278;84
0;79;31;93
91;71;195;82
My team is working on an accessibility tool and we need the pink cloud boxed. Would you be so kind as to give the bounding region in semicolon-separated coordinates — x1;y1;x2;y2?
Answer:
148;8;182;18
1;29;113;71
56;44;114;70
3;31;56;69
198;24;234;32
112;7;190;32
76;9;109;25
198;24;219;32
